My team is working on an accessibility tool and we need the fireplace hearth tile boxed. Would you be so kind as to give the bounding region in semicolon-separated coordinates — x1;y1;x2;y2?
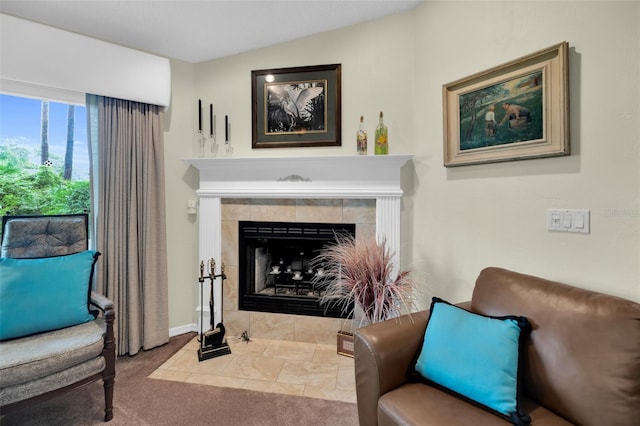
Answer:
294;316;344;344
170;349;238;375
227;336;269;355
262;340;316;361
151;336;356;404
312;345;355;366
222;311;251;337
277;360;338;389
336;364;357;391
303;386;357;404
242;379;305;397
148;368;191;383
235;355;286;382
249;312;295;341
185;373;247;390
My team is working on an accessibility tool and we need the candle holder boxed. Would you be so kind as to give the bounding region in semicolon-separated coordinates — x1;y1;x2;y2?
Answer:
209;105;217;157
197;131;205;157
209;135;218;157
224;141;233;157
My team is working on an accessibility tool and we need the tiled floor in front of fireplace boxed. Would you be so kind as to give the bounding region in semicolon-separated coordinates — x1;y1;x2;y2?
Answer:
149;335;356;403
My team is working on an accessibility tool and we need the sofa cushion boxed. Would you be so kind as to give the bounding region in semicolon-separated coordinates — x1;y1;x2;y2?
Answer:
415;298;530;425
0;318;106;387
0;250;99;341
0;215;87;258
378;383;574;426
0;356;106;406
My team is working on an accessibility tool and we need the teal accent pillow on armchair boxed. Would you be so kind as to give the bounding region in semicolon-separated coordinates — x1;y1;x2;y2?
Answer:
414;297;531;425
0;250;99;340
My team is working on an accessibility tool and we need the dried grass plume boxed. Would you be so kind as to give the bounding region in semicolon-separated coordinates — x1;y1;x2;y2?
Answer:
312;233;415;326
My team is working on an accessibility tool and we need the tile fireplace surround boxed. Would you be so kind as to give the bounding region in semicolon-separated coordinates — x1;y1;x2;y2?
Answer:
186;155;412;345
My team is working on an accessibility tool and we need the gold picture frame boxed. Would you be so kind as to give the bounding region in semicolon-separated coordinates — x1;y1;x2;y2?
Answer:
337;331;354;358
443;42;570;167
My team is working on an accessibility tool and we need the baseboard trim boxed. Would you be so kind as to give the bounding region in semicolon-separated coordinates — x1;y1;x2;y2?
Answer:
169;323;197;337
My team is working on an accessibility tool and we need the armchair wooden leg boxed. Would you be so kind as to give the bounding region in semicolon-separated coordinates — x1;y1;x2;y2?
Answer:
101;304;116;422
103;375;115;422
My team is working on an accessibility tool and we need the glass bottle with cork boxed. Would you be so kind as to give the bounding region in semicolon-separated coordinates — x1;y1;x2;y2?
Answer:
357;115;367;155
375;111;388;155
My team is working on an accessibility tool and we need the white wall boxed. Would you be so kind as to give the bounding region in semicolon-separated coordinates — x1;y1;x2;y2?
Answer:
167;1;639;329
163;59;201;332
411;1;639;305
193;12;415;159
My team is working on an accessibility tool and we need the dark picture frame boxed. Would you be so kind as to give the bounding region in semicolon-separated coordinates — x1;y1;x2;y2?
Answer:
252;64;342;149
443;42;569;167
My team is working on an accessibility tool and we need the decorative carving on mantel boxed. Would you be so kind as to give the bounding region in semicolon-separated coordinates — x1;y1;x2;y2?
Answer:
277;174;312;182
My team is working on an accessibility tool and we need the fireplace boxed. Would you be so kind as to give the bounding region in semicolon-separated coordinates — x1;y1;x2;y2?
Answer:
238;220;355;318
186;155;412;342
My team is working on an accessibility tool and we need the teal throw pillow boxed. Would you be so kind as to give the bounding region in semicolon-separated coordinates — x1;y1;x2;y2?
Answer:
414;298;531;425
0;250;100;341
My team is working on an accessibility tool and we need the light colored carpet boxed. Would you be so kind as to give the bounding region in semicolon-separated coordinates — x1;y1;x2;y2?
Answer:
0;333;359;426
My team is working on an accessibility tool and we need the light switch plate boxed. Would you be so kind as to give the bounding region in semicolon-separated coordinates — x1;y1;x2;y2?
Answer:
187;199;198;215
547;209;590;234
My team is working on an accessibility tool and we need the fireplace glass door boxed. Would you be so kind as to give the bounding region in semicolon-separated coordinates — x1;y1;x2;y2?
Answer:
238;220;355;318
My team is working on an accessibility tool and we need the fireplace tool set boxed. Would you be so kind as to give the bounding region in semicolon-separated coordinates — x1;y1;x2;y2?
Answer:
197;258;231;361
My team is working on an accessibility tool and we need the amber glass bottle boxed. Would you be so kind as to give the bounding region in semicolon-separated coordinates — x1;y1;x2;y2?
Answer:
357;116;367;155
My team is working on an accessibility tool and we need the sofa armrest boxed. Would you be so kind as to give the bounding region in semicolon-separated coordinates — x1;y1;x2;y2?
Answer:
90;291;114;313
89;291;115;325
353;310;430;426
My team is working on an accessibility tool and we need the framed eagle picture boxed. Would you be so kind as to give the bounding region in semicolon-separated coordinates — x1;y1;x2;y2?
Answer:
251;64;342;149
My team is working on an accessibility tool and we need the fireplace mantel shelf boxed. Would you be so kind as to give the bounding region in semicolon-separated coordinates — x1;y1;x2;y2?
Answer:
184;154;412;199
185;154;411;168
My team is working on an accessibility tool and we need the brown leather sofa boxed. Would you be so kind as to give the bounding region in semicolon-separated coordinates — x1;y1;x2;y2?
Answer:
354;267;640;426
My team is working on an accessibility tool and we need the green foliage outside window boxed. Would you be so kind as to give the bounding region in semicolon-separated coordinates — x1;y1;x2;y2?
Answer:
1;94;90;242
0;143;90;218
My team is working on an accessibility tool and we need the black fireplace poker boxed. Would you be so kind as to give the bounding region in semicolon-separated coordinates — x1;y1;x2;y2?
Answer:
197;258;231;362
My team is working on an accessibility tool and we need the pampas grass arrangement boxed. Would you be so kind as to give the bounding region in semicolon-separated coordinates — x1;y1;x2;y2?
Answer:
312;233;415;327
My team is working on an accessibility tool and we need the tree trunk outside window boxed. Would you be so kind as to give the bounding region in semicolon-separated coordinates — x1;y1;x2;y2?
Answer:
64;105;75;180
40;101;49;164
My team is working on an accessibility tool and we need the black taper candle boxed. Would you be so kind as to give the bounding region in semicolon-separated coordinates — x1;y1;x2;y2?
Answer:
198;99;202;132
209;104;213;137
225;115;229;141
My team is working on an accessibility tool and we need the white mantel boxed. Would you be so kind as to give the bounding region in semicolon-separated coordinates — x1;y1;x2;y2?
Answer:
186;155;411;198
185;154;413;326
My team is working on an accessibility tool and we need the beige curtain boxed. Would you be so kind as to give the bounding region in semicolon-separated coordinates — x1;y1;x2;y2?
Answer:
87;95;169;356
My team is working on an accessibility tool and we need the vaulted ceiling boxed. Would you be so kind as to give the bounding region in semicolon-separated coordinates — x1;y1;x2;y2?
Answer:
0;1;423;63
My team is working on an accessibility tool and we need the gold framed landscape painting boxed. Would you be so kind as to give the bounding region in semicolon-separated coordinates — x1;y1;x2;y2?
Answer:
251;64;342;149
443;42;570;167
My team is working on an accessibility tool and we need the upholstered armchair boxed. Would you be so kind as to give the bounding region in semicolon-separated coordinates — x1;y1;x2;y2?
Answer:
0;214;116;422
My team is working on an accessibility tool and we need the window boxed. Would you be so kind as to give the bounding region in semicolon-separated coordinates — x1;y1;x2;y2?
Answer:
0;94;90;219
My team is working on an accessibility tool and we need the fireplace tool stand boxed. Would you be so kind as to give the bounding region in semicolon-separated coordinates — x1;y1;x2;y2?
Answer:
197;258;231;361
